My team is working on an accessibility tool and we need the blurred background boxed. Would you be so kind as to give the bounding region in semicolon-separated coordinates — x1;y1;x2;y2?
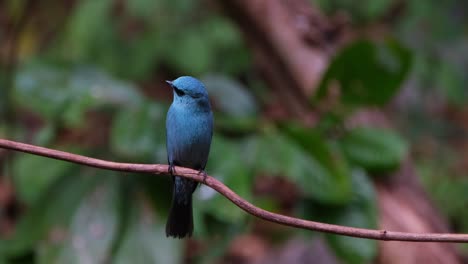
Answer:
0;0;467;263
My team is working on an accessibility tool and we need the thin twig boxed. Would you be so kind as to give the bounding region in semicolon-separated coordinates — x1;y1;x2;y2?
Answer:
0;138;467;243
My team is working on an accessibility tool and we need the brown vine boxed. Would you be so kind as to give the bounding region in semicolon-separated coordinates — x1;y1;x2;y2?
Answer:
0;138;467;243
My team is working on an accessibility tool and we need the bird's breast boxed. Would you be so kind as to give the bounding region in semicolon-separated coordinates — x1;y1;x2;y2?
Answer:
166;104;213;169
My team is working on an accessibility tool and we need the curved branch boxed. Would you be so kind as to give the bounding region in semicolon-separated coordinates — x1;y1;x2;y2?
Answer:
0;138;467;243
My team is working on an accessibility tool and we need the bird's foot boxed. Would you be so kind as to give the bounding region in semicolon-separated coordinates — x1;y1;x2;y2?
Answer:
168;164;176;175
198;170;208;184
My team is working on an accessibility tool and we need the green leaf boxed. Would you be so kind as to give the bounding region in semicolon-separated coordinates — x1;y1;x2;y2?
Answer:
253;129;350;203
315;39;412;106
12;152;78;204
37;175;120;264
110;102;166;161
341;127;408;172
198;136;252;225
4;172;99;257
112;197;183;264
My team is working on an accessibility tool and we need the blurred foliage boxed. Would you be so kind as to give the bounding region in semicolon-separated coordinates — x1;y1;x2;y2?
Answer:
280;124;352;203
316;40;412;107
325;169;377;263
341;127;407;172
14;64;144;124
316;0;468;257
54;0;249;80
315;0;468;106
4;0;466;263
314;0;393;23
5;171;100;257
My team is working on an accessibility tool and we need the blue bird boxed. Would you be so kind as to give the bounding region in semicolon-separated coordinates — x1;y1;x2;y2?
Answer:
165;76;213;238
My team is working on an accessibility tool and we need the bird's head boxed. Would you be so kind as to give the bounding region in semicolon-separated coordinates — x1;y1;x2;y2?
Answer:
166;76;209;101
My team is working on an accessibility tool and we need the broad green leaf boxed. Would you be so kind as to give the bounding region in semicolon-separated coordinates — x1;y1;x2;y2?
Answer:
113;198;182;264
253;129;349;203
202;74;258;117
341;127;408;171
4;172;100;257
12;152;78;204
110;102;166;161
37;176;119;264
315;40;412;106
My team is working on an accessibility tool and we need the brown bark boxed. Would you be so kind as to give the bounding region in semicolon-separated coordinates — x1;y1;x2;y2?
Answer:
376;161;461;264
217;0;462;263
219;0;347;119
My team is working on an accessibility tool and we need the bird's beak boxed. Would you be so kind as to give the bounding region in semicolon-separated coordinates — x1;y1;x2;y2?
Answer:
165;80;174;88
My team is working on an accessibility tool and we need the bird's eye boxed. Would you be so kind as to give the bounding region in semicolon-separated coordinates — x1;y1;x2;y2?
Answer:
174;87;185;96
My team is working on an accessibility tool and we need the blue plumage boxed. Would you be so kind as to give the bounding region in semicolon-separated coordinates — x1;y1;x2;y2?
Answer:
165;76;213;238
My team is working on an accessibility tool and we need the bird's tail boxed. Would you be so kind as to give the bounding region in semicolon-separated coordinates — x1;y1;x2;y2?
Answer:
166;177;194;238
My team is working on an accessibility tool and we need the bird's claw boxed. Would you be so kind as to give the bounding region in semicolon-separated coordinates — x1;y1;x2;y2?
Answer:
198;170;208;184
168;164;176;175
